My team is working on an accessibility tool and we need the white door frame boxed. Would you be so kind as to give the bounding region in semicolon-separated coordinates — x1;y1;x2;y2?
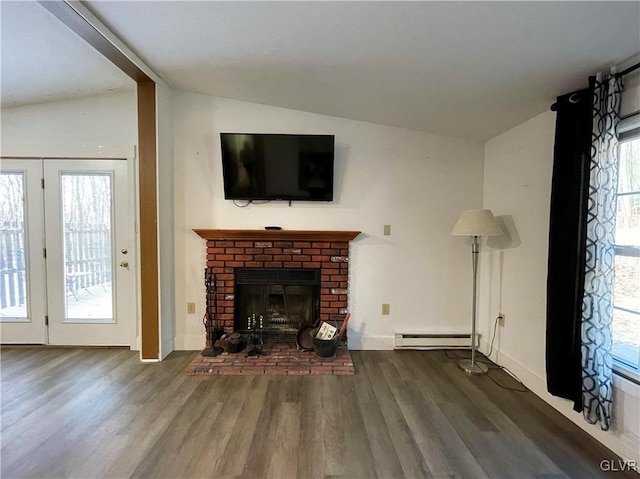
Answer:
0;150;140;349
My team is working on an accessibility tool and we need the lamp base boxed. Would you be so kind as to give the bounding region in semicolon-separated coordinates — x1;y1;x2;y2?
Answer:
458;358;488;375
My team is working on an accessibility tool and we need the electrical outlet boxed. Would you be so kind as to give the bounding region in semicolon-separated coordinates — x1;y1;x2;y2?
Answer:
382;303;390;315
187;302;196;314
498;313;505;327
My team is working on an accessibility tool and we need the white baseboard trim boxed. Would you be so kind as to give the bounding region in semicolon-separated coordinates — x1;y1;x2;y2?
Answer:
174;334;205;351
479;339;640;464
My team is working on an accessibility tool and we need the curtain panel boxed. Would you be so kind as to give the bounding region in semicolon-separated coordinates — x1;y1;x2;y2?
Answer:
581;73;623;430
546;87;594;411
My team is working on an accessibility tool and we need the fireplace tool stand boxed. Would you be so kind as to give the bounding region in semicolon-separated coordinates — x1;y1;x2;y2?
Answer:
246;313;266;357
202;267;224;357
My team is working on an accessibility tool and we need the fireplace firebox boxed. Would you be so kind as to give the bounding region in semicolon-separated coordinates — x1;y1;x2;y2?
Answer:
235;268;320;333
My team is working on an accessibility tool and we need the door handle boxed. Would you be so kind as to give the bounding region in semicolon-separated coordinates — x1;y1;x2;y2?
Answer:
120;261;129;269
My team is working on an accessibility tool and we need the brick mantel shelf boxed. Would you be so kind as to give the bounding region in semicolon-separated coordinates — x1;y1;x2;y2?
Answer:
193;229;360;242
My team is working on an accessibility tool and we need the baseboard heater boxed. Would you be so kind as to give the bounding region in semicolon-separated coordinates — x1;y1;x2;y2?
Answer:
393;332;479;350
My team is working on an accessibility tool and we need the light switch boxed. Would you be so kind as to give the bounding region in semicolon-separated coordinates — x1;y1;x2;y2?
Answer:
382;303;390;315
187;302;196;314
384;224;391;236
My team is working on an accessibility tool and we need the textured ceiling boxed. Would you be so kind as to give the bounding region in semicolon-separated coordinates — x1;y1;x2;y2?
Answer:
2;1;639;141
0;1;133;108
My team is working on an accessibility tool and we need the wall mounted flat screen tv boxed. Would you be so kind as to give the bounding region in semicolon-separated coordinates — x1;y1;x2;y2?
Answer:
220;133;335;201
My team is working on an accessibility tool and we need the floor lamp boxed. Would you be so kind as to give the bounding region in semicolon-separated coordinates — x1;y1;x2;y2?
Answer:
451;209;502;375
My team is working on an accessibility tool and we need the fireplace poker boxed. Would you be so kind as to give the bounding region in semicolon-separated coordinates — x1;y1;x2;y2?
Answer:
202;267;224;357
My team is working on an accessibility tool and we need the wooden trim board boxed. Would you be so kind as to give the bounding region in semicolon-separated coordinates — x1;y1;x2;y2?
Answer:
38;1;152;82
138;81;159;359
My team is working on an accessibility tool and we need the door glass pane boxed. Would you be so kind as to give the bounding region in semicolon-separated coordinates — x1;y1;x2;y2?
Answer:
61;173;114;321
0;172;28;320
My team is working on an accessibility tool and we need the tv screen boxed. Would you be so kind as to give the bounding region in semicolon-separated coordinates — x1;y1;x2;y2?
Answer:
220;133;335;201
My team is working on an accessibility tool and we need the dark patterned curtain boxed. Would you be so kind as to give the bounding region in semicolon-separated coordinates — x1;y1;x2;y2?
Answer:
581;73;623;430
546;73;623;430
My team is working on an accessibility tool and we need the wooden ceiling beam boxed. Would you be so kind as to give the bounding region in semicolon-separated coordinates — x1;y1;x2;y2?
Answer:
38;1;151;82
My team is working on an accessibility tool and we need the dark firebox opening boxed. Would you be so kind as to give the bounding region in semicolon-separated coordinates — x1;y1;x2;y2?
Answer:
234;268;320;335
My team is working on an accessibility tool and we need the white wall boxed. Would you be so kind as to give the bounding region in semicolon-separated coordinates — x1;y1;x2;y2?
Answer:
172;91;485;350
157;85;176;359
480;97;640;462
1;90;137;158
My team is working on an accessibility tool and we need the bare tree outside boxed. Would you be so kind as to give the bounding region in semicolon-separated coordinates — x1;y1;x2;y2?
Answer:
0;173;27;317
61;173;113;319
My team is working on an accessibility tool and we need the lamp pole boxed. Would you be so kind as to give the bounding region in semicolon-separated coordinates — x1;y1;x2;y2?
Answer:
459;235;488;374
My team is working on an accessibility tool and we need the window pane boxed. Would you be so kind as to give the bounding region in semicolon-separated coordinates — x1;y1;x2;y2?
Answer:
613;133;640;374
614;254;640;312
616;193;640;247
0;173;28;319
613;252;640;373
61;173;114;321
612;308;640;370
618;138;640;193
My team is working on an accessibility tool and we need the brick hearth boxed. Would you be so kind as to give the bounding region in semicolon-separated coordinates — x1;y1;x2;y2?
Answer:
194;229;360;340
185;341;354;376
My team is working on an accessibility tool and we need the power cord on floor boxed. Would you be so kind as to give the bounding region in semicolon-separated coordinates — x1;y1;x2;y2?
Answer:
492;365;528;392
443;318;528;393
485;313;528;392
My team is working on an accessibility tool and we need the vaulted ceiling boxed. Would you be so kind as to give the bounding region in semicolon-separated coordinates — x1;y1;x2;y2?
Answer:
2;1;639;141
0;1;134;108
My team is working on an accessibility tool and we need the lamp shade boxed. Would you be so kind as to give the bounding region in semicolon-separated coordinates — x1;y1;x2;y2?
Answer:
450;209;502;237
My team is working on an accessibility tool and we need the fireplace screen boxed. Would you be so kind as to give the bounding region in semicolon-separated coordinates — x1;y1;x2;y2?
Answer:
234;268;320;333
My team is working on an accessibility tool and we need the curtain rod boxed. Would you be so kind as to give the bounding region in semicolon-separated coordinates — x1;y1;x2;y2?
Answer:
616;62;640;78
550;62;640;111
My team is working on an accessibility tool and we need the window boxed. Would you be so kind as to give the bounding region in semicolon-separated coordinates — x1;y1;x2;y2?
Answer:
613;114;640;382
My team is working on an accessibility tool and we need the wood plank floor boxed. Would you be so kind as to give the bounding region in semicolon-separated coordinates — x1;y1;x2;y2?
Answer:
0;347;634;479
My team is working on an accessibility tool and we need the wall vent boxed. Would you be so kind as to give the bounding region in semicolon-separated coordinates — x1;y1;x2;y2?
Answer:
393;332;478;350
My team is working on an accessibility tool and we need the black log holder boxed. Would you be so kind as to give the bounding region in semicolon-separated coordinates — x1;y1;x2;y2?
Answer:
202;267;224;357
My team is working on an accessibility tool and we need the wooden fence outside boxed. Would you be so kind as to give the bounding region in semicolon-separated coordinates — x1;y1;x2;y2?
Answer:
0;222;112;309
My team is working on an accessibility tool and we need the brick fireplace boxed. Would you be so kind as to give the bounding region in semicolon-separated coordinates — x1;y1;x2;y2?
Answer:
194;229;360;345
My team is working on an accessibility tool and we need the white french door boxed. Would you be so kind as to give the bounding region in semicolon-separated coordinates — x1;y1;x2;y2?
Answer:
44;159;135;346
0;160;47;343
0;159;136;346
